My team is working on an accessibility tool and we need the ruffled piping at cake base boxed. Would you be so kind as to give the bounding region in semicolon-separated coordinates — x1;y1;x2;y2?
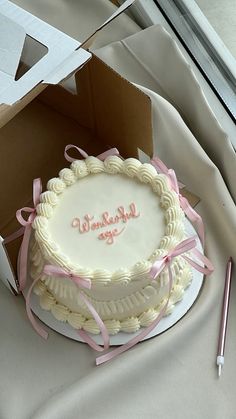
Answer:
33;269;193;335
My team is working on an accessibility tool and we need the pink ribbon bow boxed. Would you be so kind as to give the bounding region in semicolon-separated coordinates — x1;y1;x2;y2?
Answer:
151;156;205;246
3;178;42;291
96;236;213;365
43;265;110;351
150;237;213;279
3;178;49;340
64;144;119;163
27;265;110;350
16;178;42;291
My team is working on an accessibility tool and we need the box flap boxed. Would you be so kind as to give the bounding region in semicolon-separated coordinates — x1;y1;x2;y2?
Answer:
0;0;135;131
0;0;92;106
44;50;91;85
0;14;25;78
0;0;136;106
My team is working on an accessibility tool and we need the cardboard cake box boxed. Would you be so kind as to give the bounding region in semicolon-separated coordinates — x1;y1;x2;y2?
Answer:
0;0;153;293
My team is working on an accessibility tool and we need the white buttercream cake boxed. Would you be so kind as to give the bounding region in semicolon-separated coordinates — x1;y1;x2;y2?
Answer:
30;155;192;335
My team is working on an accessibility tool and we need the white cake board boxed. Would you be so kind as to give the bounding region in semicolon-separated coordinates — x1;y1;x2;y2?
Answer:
22;219;204;346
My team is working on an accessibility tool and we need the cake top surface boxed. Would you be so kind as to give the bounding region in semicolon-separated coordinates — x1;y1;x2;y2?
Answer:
33;156;183;282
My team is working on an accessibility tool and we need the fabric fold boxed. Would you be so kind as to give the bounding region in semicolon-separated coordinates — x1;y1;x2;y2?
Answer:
95;25;236;201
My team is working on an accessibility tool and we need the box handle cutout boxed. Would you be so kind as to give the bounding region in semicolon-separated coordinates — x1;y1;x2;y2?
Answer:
15;35;48;81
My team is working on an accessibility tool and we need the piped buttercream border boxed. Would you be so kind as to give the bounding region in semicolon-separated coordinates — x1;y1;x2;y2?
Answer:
32;156;185;284
33;264;192;335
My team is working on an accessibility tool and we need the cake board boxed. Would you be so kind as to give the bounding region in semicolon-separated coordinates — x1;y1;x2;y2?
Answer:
22;218;205;346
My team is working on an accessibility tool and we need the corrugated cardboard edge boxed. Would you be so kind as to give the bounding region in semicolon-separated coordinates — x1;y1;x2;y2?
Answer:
0;83;46;128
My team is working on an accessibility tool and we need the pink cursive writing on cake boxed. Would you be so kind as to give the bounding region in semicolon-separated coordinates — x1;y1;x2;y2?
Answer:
71;203;140;244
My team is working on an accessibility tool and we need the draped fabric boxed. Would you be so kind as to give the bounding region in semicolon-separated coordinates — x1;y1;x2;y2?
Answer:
1;1;235;418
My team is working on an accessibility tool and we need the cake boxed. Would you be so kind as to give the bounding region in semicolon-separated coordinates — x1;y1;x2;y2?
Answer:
30;155;193;335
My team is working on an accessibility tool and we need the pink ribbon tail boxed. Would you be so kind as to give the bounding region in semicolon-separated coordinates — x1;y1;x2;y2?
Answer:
18;224;32;291
183;247;214;275
96;236;213;365
43;265;110;351
96;265;173;366
16;179;42;291
149;258;166;280
2;179;46;338
179;195;205;246
25;275;48;340
2;226;25;245
3;178;42;293
151;157;205;246
78;292;110;352
64;144;119;163
151;156;169;175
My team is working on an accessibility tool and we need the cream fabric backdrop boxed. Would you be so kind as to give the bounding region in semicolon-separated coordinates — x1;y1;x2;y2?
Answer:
95;25;236;202
1;1;235;419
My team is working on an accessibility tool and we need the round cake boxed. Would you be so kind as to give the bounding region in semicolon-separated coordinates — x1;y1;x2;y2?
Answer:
30;155;192;335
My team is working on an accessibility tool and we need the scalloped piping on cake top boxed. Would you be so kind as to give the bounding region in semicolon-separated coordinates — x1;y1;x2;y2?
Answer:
32;156;185;284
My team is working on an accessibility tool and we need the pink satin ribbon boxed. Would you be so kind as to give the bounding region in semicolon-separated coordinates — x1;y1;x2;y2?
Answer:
5;205;111;348
3;179;49;339
151;157;205;246
41;265;110;351
3;226;25;245
16;179;42;291
3;155;211;365
3;179;42;291
96;236;213;365
25;274;49;340
64;144;119;163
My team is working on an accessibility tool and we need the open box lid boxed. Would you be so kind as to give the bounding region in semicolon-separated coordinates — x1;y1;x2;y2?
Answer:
0;0;144;293
0;1;200;296
0;0;135;127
